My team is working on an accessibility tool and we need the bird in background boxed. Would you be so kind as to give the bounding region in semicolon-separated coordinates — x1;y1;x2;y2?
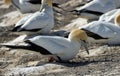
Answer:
71;0;120;19
4;0;60;13
63;14;120;45
79;21;120;45
99;9;120;23
0;29;89;62
11;0;54;35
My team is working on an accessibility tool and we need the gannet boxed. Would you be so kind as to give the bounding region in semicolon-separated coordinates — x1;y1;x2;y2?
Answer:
71;0;120;19
63;16;120;45
0;29;89;62
99;9;120;23
11;0;54;34
79;21;120;45
4;0;59;13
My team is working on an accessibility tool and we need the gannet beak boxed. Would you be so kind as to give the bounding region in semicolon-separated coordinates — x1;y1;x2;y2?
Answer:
81;40;89;54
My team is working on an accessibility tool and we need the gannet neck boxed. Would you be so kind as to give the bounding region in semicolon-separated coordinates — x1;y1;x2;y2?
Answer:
39;0;53;12
68;29;89;54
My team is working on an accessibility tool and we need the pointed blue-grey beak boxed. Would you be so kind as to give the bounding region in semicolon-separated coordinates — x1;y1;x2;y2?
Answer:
81;40;89;54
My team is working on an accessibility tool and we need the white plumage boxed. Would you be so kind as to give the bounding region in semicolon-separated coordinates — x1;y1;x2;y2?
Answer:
4;0;59;13
12;0;54;34
99;9;120;24
0;29;89;61
72;0;120;19
14;14;33;28
79;21;120;45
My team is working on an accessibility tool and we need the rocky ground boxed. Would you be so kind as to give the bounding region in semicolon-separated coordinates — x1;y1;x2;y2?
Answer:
0;0;120;76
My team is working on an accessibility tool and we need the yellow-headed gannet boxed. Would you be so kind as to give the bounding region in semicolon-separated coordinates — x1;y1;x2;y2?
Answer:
4;0;59;13
11;0;54;34
79;21;120;45
0;29;89;62
71;0;120;19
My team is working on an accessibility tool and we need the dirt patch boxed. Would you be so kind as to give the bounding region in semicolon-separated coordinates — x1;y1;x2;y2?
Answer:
0;0;120;76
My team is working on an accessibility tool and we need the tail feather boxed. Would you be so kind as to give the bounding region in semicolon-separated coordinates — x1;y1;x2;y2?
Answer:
11;25;21;32
0;43;31;50
0;41;52;55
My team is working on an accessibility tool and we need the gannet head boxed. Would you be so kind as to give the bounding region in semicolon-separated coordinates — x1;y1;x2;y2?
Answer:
69;29;89;54
114;14;120;26
69;29;87;41
4;0;11;7
42;0;52;7
40;0;52;11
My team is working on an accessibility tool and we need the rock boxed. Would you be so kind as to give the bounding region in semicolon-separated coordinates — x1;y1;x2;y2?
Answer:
4;63;65;75
79;45;108;57
0;11;28;27
62;18;88;31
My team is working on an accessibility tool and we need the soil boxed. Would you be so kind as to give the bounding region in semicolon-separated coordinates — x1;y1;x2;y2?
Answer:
0;0;120;76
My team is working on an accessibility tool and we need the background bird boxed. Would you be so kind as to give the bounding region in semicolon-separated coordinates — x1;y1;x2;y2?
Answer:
0;29;89;62
63;12;120;45
71;0;120;19
79;21;120;45
99;9;120;24
11;0;54;35
4;0;60;13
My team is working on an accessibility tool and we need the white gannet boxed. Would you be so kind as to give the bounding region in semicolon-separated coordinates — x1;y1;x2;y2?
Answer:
4;0;59;13
71;0;120;19
0;29;89;62
11;0;54;34
79;21;120;45
99;9;120;23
